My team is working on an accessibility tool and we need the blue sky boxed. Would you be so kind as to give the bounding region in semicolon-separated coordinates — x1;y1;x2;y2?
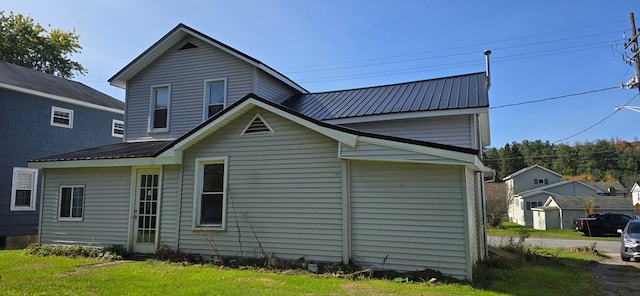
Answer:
3;0;640;148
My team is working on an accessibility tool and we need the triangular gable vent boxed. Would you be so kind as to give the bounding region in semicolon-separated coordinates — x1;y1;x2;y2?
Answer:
178;42;198;50
242;114;274;135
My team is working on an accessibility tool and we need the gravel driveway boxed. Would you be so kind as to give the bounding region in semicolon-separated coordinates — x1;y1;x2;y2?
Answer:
488;236;640;295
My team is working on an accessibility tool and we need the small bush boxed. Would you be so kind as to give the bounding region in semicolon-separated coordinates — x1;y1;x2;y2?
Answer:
25;244;125;260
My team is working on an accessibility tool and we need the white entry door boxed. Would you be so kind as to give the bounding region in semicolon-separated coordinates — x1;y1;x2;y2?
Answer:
132;169;161;253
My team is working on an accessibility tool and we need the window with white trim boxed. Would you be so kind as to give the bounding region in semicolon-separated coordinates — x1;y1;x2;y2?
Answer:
51;106;74;128
204;79;226;119
194;157;228;229
58;185;85;221
112;119;124;138
150;85;170;132
526;201;544;210
10;167;38;211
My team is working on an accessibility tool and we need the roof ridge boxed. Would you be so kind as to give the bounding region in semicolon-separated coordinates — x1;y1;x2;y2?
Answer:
306;71;486;95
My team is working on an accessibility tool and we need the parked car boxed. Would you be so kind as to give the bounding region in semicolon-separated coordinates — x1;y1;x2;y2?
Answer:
575;213;633;237
618;219;640;261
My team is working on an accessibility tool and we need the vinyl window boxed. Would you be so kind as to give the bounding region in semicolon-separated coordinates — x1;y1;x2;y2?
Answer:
51;106;74;128
525;201;544;210
204;79;226;119
149;85;170;132
10;168;38;211
58;185;85;221
194;157;228;229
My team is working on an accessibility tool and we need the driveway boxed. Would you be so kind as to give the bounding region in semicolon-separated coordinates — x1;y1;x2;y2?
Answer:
489;236;640;295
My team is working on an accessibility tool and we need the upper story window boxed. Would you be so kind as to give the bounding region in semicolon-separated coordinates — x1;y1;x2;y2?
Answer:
112;119;124;138
51;106;74;128
10;167;38;211
534;178;548;185
150;85;170;132
204;79;226;119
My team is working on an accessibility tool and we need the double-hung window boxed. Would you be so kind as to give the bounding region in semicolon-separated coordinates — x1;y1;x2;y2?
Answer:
204;79;226;119
194;157;228;229
10;168;38;211
150;85;170;132
51;106;74;128
59;185;85;221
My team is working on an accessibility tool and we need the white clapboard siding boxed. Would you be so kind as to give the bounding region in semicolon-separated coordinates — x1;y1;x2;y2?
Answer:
39;167;131;247
343;115;473;148
178;108;344;262
465;167;479;267
125;36;254;142
158;165;180;249
255;69;298;104
349;161;469;279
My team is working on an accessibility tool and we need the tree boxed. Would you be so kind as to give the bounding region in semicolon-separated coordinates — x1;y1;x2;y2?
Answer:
485;182;511;228
0;11;86;78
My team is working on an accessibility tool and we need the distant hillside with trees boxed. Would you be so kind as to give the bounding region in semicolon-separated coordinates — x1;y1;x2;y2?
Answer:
483;138;640;190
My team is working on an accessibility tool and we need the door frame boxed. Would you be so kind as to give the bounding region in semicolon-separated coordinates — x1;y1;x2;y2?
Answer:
128;166;163;253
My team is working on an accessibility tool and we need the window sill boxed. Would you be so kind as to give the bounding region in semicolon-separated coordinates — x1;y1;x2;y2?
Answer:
192;225;225;231
148;129;169;134
58;218;83;222
10;207;36;211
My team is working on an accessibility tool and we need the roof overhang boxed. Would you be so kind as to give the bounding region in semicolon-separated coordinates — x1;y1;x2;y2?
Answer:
108;24;306;93
28;155;180;169
0;82;124;115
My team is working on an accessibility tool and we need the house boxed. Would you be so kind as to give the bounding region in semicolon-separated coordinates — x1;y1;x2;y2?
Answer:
631;182;640;206
505;165;601;227
27;24;491;281
0;61;124;248
532;195;633;230
587;181;626;197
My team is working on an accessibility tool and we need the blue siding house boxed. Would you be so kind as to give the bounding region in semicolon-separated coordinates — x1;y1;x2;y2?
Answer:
0;61;125;247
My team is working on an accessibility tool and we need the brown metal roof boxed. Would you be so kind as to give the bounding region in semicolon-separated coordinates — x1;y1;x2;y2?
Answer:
284;72;488;120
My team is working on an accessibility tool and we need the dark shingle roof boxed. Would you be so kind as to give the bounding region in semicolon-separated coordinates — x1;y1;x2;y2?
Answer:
284;72;488;120
29;141;172;162
0;61;124;110
550;195;632;210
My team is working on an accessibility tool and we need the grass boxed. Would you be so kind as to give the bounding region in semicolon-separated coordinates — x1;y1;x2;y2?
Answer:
488;221;620;241
0;247;602;296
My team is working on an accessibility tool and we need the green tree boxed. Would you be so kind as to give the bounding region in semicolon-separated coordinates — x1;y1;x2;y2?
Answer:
0;11;86;78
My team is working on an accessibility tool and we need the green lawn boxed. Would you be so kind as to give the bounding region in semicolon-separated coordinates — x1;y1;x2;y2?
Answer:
0;248;600;295
488;221;620;241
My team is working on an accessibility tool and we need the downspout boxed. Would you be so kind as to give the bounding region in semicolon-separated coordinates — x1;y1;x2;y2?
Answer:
484;50;491;91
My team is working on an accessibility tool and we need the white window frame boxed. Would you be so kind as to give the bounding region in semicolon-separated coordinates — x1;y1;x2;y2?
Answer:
193;156;228;230
50;106;74;128
112;119;125;138
10;167;38;211
202;78;227;120
58;185;86;221
149;84;171;133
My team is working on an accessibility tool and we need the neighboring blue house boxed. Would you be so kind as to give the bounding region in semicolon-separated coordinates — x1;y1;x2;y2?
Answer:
0;61;125;248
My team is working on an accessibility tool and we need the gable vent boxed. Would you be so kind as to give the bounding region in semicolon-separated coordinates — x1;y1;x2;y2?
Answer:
178;42;198;50
242;114;274;135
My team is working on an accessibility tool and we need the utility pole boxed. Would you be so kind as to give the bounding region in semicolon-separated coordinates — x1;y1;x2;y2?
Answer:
625;12;640;90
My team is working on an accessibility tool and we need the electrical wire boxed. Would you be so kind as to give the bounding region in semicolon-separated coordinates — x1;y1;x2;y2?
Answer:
552;92;640;144
489;87;620;110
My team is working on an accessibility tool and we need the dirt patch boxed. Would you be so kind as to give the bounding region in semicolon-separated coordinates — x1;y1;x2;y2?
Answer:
590;253;640;295
61;260;133;277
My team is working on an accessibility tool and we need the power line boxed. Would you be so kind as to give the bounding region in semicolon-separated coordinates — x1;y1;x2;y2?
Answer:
489;86;620;109
552;92;640;144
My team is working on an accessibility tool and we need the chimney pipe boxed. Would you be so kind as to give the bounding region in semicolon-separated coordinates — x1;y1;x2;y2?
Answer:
483;49;491;90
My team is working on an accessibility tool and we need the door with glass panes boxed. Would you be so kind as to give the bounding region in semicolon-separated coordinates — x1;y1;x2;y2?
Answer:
132;169;160;253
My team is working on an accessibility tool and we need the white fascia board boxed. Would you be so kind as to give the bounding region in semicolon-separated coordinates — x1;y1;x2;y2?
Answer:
0;82;124;115
27;156;179;169
323;107;488;125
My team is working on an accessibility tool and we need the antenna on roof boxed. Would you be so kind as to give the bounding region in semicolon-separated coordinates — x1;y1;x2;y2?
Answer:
484;50;492;91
